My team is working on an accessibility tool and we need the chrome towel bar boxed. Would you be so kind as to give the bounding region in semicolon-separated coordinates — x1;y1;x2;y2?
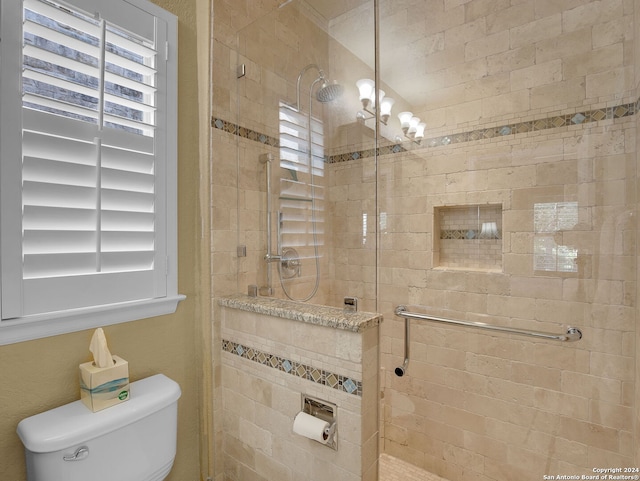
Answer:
393;305;582;377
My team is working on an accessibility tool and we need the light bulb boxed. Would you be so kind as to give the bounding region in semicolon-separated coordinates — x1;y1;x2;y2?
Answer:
356;79;375;108
398;111;413;132
380;97;394;118
415;122;426;139
408;116;420;135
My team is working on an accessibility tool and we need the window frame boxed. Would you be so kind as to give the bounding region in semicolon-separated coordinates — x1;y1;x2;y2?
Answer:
0;0;184;345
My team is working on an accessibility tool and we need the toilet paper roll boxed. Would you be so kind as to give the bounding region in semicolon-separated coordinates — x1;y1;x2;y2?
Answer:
293;411;330;444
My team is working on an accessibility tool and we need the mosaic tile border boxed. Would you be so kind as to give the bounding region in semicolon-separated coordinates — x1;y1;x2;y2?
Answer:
327;143;408;163
212;97;639;163
212;116;408;162
222;338;363;397
420;99;638;151
441;229;502;240
211;117;280;147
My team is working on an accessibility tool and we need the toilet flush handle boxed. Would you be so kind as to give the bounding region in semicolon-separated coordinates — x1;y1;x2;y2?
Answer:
63;446;89;461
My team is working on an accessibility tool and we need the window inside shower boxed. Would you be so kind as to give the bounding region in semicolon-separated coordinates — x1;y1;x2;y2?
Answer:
278;102;325;283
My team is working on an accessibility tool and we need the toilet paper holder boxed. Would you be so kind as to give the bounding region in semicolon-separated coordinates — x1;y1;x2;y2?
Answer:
302;394;337;450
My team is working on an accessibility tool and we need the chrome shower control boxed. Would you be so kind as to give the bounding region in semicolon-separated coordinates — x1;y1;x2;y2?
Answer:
280;247;301;279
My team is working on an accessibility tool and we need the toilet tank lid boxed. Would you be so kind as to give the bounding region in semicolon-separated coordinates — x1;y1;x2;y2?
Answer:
17;374;181;453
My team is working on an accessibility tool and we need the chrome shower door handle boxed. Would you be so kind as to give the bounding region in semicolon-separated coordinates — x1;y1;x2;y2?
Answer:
277;210;283;255
63;446;89;461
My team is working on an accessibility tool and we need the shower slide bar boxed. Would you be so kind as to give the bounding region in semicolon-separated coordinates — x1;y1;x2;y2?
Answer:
393;305;582;377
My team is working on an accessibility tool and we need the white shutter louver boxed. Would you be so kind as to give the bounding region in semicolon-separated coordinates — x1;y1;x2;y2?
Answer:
2;0;168;318
22;0;157;135
278;103;325;274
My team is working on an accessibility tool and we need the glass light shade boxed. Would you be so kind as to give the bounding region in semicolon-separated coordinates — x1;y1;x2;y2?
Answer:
408;116;420;134
380;97;395;117
356;78;375;103
398;111;413;130
415;122;426;139
372;89;385;109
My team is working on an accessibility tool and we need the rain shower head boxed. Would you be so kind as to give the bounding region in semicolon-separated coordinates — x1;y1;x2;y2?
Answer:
316;79;343;103
295;64;342;110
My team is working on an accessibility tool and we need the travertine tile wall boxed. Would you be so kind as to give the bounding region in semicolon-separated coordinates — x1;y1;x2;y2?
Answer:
211;3;283;480
213;1;640;481
212;3;374;480
370;1;638;479
220;304;379;481
377;117;637;479
326;155;378;312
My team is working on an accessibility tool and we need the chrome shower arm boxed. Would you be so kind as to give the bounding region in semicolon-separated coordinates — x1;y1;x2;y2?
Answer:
295;64;324;111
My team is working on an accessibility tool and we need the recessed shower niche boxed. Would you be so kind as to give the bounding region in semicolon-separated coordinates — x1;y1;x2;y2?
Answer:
434;204;502;271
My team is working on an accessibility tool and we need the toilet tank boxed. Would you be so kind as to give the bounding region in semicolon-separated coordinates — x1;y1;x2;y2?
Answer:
17;374;181;481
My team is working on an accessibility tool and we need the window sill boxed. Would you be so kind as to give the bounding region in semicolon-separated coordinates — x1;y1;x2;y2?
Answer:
0;295;186;345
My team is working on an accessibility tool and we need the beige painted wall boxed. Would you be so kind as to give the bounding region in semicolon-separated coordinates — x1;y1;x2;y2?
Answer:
0;1;211;480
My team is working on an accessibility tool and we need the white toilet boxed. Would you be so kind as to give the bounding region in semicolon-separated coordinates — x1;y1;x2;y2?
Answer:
17;374;181;481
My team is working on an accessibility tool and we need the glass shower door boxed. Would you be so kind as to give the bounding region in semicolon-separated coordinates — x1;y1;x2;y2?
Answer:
376;1;638;479
233;1;377;310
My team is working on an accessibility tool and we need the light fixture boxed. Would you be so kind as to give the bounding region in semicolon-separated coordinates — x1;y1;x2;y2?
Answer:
397;112;425;143
355;80;426;143
356;78;394;125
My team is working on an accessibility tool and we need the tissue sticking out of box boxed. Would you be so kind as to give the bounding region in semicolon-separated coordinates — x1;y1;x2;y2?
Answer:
90;328;113;368
81;328;129;411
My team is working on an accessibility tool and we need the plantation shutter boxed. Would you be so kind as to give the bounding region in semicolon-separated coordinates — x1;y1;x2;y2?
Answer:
278;103;325;268
1;0;171;318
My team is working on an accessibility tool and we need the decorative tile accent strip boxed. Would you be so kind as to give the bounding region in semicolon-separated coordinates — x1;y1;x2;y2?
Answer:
212;117;279;147
213;98;639;163
211;116;406;163
419;99;638;150
222;338;363;396
325;143;408;164
441;229;502;240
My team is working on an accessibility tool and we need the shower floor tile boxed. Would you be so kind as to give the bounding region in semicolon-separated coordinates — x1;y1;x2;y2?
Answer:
379;453;448;481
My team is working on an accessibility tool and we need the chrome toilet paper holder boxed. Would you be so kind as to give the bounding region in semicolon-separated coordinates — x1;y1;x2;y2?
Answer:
302;394;337;450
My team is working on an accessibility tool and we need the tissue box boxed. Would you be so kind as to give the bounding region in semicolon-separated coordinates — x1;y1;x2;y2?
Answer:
79;355;130;412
